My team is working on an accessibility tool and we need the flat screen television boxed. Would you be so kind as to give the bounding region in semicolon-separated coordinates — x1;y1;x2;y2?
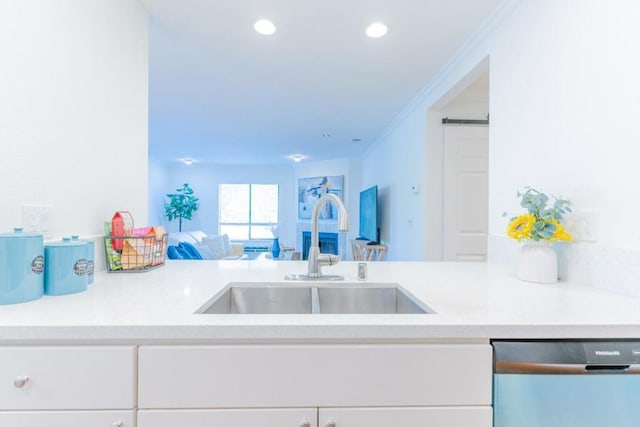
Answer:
358;185;379;243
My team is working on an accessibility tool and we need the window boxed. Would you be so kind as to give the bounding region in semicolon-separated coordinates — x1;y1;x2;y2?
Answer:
219;184;279;240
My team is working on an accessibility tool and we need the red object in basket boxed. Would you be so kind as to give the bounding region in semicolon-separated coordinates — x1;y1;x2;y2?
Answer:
111;211;134;251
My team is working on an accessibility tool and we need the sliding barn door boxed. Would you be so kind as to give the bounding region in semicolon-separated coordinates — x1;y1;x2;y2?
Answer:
443;125;489;261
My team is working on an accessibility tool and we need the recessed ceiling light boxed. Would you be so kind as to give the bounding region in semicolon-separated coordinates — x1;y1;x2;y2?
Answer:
254;19;276;35
290;154;304;162
322;133;331;138
182;158;193;165
366;22;388;38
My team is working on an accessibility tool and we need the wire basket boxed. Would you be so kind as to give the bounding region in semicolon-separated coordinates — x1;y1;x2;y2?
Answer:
104;233;168;273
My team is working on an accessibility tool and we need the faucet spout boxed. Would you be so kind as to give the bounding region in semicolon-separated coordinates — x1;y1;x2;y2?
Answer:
307;193;349;279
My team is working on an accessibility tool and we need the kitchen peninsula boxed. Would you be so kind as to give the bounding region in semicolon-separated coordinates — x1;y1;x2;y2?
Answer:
1;260;638;342
1;261;638;427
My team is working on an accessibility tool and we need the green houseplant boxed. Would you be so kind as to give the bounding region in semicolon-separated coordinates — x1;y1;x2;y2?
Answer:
505;187;572;243
504;187;572;284
164;183;199;232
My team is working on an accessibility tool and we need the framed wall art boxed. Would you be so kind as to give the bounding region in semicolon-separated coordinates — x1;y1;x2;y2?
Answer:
297;175;344;220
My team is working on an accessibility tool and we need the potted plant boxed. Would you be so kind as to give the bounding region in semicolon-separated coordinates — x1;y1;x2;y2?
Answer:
504;187;572;283
165;183;199;232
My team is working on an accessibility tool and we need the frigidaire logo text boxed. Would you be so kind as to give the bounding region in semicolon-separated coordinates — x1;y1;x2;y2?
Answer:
595;350;621;356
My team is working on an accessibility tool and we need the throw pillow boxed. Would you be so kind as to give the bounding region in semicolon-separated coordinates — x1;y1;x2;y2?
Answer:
179;241;203;260
203;236;226;259
167;245;192;260
167;232;198;247
188;230;207;243
196;243;214;260
222;234;233;256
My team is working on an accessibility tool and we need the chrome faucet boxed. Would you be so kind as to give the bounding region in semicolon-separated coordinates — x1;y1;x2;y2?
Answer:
307;193;349;278
287;193;349;281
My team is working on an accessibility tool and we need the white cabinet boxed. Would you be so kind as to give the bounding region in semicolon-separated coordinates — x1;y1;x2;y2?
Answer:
138;407;492;427
0;343;492;426
139;408;317;427
0;346;137;426
0;346;136;410
319;407;492;427
139;344;491;408
0;410;135;427
138;344;492;427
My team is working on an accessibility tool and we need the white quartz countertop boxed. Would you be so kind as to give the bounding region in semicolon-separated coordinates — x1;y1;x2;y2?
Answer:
0;260;639;343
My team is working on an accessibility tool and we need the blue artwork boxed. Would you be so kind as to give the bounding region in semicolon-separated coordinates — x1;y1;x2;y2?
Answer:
298;176;343;220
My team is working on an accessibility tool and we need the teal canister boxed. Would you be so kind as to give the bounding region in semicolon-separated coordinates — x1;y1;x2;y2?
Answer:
0;228;44;305
71;235;94;284
44;237;88;295
86;240;94;284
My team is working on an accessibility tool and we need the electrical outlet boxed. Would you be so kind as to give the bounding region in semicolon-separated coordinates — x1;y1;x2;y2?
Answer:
574;210;599;242
22;204;53;238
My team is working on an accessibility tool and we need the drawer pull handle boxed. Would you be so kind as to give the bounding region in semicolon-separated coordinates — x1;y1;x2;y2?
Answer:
13;376;29;388
326;421;337;427
300;420;311;427
111;422;124;427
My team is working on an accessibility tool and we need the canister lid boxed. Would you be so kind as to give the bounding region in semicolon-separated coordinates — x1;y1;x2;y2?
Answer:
71;235;90;244
0;227;43;239
46;237;87;248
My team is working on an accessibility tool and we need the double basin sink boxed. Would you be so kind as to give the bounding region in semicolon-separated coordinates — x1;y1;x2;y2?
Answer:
196;282;435;315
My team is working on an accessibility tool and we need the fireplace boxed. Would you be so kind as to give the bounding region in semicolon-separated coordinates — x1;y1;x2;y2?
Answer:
302;232;338;260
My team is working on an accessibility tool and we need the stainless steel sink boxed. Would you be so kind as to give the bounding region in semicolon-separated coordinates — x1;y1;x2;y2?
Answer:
196;282;434;314
316;286;429;314
197;284;313;314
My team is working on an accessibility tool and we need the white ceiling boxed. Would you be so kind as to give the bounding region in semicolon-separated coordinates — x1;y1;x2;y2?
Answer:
141;0;503;166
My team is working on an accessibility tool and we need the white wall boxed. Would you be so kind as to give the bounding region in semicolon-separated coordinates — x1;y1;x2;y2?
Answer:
363;112;427;261
488;0;640;246
488;0;640;295
0;0;148;268
363;0;640;295
439;71;489;120
148;155;168;226
150;163;297;248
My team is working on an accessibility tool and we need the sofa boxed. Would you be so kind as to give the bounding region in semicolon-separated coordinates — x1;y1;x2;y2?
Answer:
167;230;247;260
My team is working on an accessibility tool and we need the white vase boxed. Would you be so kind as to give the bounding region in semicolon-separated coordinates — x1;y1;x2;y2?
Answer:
516;241;558;284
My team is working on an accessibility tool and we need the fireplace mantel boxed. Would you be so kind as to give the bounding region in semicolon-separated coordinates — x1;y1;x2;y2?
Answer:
296;221;348;260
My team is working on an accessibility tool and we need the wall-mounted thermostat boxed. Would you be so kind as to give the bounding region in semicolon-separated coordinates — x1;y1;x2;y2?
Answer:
410;184;420;194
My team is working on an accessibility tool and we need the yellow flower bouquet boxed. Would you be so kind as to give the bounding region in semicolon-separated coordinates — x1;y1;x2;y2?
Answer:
505;188;572;243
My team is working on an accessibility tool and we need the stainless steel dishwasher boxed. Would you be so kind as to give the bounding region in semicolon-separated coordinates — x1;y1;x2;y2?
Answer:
493;340;640;427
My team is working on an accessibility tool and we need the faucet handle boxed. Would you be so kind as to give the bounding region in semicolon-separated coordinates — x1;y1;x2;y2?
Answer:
317;253;340;266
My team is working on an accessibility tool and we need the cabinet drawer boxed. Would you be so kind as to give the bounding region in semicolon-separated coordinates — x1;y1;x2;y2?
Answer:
139;408;317;427
0;410;135;427
0;346;136;410
139;344;492;408
320;407;492;427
